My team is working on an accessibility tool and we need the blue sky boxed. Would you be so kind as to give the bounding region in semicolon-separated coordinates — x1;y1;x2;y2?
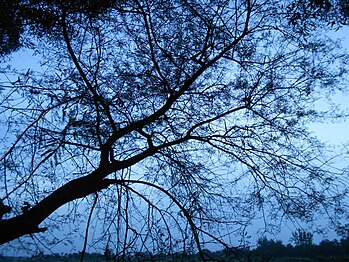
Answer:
1;24;349;256
308;27;349;145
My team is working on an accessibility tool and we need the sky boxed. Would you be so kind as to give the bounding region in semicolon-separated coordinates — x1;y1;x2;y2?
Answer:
308;27;349;145
0;24;349;256
6;28;348;146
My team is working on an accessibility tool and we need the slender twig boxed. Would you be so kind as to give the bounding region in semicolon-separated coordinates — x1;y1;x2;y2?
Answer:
80;193;98;262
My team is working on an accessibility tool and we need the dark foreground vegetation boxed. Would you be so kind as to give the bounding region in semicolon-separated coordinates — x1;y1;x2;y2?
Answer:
1;235;348;262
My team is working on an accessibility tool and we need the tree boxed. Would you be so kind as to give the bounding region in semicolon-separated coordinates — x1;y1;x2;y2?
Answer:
255;237;285;259
0;0;116;56
291;229;315;258
1;0;347;57
291;229;314;247
0;0;348;257
286;0;349;28
318;239;340;257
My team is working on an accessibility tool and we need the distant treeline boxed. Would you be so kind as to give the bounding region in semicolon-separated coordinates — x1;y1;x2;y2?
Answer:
236;234;349;262
1;234;349;261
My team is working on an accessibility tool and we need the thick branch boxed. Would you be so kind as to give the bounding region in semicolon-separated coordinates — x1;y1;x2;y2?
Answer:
0;132;193;244
0;169;114;244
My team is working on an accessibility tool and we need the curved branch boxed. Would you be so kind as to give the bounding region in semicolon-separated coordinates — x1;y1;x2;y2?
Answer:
104;179;206;262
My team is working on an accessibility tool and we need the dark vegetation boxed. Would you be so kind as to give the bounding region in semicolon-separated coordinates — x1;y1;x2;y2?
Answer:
250;235;349;262
1;234;349;261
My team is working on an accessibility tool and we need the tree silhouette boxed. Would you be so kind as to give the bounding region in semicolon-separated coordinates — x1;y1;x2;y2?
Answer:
0;0;348;257
0;0;116;55
255;237;285;260
292;229;313;247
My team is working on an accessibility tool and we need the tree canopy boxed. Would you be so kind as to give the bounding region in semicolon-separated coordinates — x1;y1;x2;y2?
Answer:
0;0;348;258
1;0;348;56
